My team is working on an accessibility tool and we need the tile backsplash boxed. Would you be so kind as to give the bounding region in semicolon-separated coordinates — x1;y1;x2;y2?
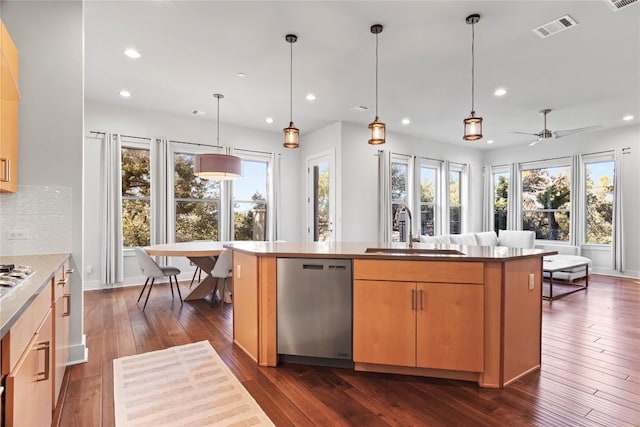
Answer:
0;185;72;256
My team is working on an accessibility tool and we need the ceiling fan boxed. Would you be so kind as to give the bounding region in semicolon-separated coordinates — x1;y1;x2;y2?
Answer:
511;109;602;147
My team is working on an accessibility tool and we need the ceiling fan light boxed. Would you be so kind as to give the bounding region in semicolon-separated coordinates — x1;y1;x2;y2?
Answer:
463;113;483;141
283;122;300;148
194;153;242;180
368;116;386;145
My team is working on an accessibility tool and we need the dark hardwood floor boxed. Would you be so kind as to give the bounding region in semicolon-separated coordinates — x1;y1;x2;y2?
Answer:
57;274;640;426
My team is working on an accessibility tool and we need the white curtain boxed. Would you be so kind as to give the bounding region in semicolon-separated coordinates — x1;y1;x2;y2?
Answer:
267;152;281;241
612;149;625;272
442;160;450;234
377;150;391;242
507;162;520;230
482;166;492;232
100;133;124;285
570;154;582;248
221;146;235;242
152;138;170;264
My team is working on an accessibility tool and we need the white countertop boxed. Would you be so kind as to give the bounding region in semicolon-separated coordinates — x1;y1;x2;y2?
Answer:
0;253;70;338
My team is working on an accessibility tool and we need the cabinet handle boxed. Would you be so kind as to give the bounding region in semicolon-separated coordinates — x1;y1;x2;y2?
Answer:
420;290;424;311
0;158;9;182
411;289;416;310
57;278;67;286
65;268;74;275
63;294;71;316
36;340;51;382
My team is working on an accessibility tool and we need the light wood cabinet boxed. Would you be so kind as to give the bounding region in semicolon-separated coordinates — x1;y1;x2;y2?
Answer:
5;308;53;427
233;251;259;361
354;278;484;372
0;19;20;193
53;263;71;406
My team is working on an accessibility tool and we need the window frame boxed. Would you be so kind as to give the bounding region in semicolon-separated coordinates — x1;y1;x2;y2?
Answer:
491;165;510;233
446;162;468;235
390;153;412;242
231;150;272;242
581;152;615;247
418;158;442;236
120;139;152;250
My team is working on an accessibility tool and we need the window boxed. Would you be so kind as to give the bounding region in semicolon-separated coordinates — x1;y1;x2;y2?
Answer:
419;161;439;236
391;160;409;242
521;162;571;241
233;158;268;241
493;168;509;232
121;145;151;247
448;166;462;234
584;156;614;244
173;152;221;242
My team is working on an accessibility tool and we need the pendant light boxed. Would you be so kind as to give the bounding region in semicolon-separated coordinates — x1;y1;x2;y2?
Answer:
463;14;483;141
283;34;299;148
368;24;385;145
194;94;242;180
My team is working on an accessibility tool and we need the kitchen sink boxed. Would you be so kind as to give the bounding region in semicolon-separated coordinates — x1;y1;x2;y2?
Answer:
364;248;464;256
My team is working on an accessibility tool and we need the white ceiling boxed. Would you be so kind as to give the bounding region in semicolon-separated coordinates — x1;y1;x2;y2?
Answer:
84;1;640;150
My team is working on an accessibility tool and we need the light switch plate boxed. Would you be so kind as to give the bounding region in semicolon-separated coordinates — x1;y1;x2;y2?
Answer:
528;273;535;290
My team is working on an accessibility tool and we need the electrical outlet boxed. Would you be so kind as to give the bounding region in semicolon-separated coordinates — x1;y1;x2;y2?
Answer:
236;264;241;279
86;265;93;274
528;273;535;290
8;229;29;240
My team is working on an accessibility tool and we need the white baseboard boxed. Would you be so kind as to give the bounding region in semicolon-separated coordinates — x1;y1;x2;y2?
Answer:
83;272;196;291
591;268;639;279
67;334;89;365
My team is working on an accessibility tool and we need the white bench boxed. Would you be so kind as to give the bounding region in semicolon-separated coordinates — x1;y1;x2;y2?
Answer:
542;257;589;301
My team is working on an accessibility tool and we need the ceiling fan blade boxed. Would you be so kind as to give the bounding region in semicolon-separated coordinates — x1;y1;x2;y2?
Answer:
528;138;542;147
510;131;541;136
554;125;603;139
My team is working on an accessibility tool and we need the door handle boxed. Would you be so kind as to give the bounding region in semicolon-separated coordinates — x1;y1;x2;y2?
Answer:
420;290;424;311
36;340;51;381
63;294;71;316
0;158;10;182
411;289;416;310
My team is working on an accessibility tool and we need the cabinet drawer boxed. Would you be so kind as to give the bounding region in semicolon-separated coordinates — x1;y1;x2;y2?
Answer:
5;281;52;372
354;260;484;284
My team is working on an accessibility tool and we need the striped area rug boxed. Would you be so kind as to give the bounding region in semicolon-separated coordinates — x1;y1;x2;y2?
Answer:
113;341;274;427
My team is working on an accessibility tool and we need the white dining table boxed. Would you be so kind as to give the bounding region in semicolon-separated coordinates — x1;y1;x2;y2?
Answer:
144;241;225;301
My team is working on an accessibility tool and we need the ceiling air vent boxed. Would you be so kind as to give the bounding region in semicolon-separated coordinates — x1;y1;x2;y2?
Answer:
532;15;578;39
602;0;637;11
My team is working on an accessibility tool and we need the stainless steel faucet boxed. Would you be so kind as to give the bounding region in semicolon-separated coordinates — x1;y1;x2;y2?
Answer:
398;204;413;248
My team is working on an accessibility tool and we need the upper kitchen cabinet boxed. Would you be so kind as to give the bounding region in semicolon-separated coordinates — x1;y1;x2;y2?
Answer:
1;19;20;193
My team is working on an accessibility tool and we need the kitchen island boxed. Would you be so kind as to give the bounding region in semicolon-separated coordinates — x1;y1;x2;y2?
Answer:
225;241;555;388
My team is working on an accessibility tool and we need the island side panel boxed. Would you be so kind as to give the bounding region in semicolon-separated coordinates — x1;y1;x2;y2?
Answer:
233;251;259;362
480;261;503;388
259;256;277;366
503;257;543;385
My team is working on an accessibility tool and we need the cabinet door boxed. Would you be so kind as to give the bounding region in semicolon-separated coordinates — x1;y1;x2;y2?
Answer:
353;280;416;367
1;20;19;193
6;309;53;427
54;280;70;406
416;283;484;372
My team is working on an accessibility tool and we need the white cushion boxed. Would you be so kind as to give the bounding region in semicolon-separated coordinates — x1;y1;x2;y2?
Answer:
535;243;579;256
449;233;478;245
419;235;451;245
498;230;535;249
474;231;498;246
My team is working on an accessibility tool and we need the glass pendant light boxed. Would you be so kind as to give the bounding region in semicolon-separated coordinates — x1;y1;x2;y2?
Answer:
283;34;299;148
194;94;242;180
463;14;483;141
368;24;385;145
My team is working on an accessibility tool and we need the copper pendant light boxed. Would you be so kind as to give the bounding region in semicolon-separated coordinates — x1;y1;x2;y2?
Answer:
368;24;386;145
194;94;242;180
463;14;483;141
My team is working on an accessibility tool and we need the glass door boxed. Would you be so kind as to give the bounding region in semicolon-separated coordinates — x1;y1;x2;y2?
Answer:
307;151;335;242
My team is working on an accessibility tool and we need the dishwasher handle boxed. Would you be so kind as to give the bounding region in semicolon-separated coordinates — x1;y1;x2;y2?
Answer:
302;264;324;270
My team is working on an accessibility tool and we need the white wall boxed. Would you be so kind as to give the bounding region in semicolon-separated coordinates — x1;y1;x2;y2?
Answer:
339;122;485;241
1;0;86;363
482;124;640;278
84;102;303;288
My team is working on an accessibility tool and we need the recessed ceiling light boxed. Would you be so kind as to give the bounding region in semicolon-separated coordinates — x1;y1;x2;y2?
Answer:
305;93;316;101
401;118;411;125
118;90;131;98
494;88;507;97
265;117;274;124
487;139;495;144
237;72;246;78
623;115;635;121
124;48;141;59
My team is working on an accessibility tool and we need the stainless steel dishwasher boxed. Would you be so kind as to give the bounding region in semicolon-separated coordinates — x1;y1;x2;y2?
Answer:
277;258;352;364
